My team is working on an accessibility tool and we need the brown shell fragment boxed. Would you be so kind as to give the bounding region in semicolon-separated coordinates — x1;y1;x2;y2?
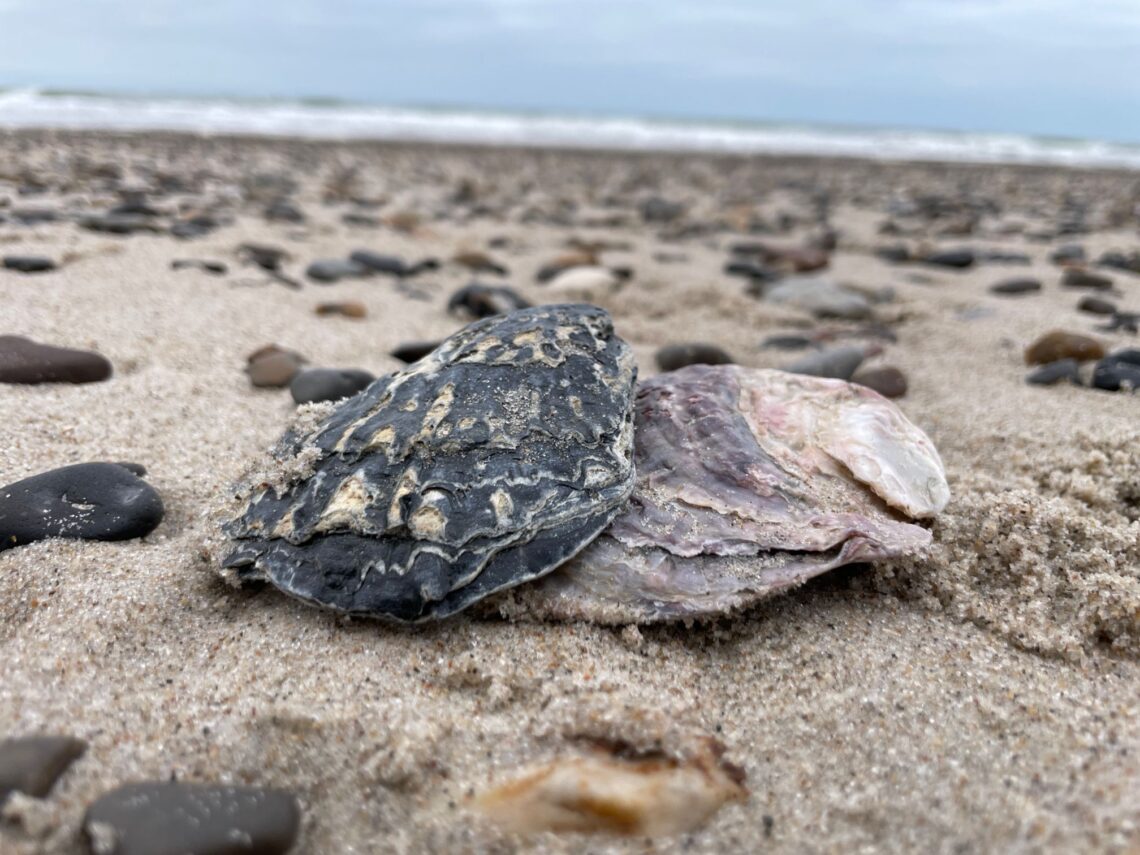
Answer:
219;304;637;622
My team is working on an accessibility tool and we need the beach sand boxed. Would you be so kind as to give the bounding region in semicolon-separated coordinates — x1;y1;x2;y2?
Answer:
1;131;1138;852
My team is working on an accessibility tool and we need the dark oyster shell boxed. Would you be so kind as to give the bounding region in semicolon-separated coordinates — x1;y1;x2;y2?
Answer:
219;304;637;622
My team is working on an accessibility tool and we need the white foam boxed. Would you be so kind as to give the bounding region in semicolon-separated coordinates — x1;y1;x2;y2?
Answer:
2;88;1138;169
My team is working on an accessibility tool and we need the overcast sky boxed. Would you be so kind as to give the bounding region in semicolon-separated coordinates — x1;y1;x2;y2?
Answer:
2;0;1138;141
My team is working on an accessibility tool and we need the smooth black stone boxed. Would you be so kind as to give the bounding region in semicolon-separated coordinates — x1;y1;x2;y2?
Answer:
981;251;1031;264
342;212;381;227
390;341;443;364
0;736;87;804
1049;244;1086;265
10;207;59;225
724;259;780;281
922;249;975;269
1092;351;1140;392
84;782;300;855
784;345;866;380
264;199;305;223
1097;312;1140;334
290;368;376;404
109;201;161;218
1077;296;1117;315
169;222;210;239
760;334;815;350
874;244;911;263
1061;268;1114;290
239;243;288;271
1026;358;1082;386
0;463;164;551
3;255;56;273
447;283;531;319
1097;251;1140;274
78;214;160;235
655;343;734;372
348;251;410;277
989;277;1041;295
171;259;227;275
306;259;368;283
0;335;113;384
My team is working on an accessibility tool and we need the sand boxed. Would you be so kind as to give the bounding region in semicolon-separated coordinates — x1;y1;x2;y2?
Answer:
1;130;1138;853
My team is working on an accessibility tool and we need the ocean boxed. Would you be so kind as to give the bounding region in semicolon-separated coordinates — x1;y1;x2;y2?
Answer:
2;88;1138;169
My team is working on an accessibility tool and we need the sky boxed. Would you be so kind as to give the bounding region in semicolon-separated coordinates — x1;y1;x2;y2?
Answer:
1;0;1138;142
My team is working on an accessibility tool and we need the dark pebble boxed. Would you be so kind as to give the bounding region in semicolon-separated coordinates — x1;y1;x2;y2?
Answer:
980;251;1031;264
246;345;306;388
655;343;734;372
0;335;112;384
785;345;866;380
1097;312;1140;334
171;259;227;275
1097;250;1140;274
1092;350;1140;392
342;212;381;227
78;214;160;235
989;277;1041;295
10;207;59;225
1049;244;1086;265
760;334;814;350
0;736;87;804
640;196;684;223
447;283;531;319
724;259;780;281
1077;296;1117;315
239;243;289;271
922;249;975;269
3;255;56;273
348;250;411;277
874;244;911;263
1061;268;1113;290
306;258;369;283
391;341;442;364
84;781;300;855
290;368;376;404
851;366;908;398
1026;358;1082;386
0;462;164;551
264;199;305;223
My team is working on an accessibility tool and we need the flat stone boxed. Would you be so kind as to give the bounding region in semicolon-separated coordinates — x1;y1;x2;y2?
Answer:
1077;296;1117;315
306;259;369;283
784;345;867;380
78;214;161;235
314;301;367;319
390;341;442;364
760;334;814;351
989;277;1041;295
245;345;306;388
3;255;56;273
641;196;684;223
656;343;734;372
922;249;975;268
1097;250;1140;274
290;368;376;404
874;244;911;263
1049;244;1086;265
1026;358;1082;386
1024;330;1105;365
0;462;164;550
83;781;300;855
851;366;908;398
171;259;227;275
765;277;872;320
1092;350;1140;392
0;336;113;384
1061;268;1113;290
724;259;780;281
0;736;87;803
348;251;410;277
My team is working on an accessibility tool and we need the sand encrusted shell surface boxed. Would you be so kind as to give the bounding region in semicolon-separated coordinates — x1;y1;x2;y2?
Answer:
219;304;637;622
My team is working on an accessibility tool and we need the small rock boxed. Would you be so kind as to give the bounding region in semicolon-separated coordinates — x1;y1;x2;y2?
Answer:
306;258;369;283
245;345;306;388
980;251;1031;264
1061;268;1113;290
724;259;780;281
83;782;300;855
1077;296;1117;315
656;343;734;372
0;462;164;550
1024;330;1105;365
640;196;684;223
874;244;911;264
290;368;376;404
760;334;814;350
315;301;367;319
448;283;531;319
1097;312;1140;334
238;243;289;271
784;345;867;380
3;255;56;273
851;366;908;398
0;736;87;803
349;251;411;277
922;249;975;269
390;341;442;364
1049;244;1086;265
989;277;1041;295
765;277;872;320
452;250;508;276
264;199;305;223
1092;350;1140;392
171;259;227;275
0;336;112;384
1097;250;1140;274
1026;358;1082;386
78;213;160;235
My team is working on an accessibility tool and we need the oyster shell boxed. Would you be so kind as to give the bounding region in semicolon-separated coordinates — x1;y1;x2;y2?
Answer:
522;364;949;623
219;304;637;622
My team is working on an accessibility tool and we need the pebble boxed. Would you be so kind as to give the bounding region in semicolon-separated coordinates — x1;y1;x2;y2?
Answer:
0;462;164;550
314;301;367;319
452;250;508;276
3;255;56;273
0;335;113;384
245;345;306;388
1024;330;1106;365
922;249;975;268
1097;250;1140;274
171;259;227;275
724;259;780;281
784;345;867;380
640;196;684;223
448;283;531;319
989;277;1041;295
851;365;908;398
348;250;411;277
0;736;87;803
78;213;161;235
1097;312;1140;334
1049;243;1086;265
83;782;300;855
655;343;734;372
874;244;911;263
390;341;442;364
1092;350;1140;392
1026;358;1082;386
306;258;369;283
980;251;1031;264
1061;268;1113;290
1077;296;1117;315
290;367;376;404
264;199;305;223
765;277;872;320
760;334;814;350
